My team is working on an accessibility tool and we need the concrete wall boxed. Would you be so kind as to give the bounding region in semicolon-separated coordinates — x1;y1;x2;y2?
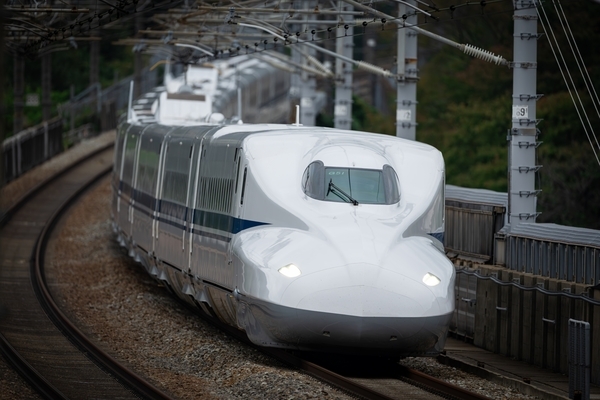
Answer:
452;261;598;384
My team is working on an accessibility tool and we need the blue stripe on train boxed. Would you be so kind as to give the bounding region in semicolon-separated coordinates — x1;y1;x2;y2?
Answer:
122;184;269;236
428;232;445;245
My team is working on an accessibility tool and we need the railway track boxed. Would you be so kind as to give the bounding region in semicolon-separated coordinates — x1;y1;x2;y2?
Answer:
187;303;491;400
1;141;492;400
0;145;171;399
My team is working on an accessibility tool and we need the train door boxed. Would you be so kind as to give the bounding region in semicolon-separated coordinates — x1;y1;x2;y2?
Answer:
131;129;163;255
155;135;195;269
187;137;205;272
190;139;237;288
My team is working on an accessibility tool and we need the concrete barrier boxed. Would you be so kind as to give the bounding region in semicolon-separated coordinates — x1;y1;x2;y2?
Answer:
452;262;600;384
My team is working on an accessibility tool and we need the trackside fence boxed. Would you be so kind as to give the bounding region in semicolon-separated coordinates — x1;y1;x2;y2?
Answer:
445;186;600;386
2;117;63;183
569;319;591;400
3;68;158;184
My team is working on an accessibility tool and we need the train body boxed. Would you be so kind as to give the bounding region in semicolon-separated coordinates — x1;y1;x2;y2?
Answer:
111;119;456;356
133;54;291;125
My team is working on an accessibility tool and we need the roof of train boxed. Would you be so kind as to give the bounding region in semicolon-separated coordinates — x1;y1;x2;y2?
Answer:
129;121;443;154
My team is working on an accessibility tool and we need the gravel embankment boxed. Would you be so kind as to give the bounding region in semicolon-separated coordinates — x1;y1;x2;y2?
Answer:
44;179;352;400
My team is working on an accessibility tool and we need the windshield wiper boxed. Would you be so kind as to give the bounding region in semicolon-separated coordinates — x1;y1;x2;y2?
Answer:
327;179;359;206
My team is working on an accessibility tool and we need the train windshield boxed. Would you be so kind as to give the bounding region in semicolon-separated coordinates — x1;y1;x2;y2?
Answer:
302;161;400;205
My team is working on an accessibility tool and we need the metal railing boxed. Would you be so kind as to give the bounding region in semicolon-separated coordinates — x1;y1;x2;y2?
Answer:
2;117;63;183
2;68;159;184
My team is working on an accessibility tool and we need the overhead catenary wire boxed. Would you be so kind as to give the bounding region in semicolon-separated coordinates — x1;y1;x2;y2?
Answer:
536;2;600;167
5;0;515;57
552;0;600;146
341;0;508;66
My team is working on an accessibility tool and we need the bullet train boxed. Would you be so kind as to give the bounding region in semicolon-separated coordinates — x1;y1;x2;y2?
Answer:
111;56;455;357
111;50;455;357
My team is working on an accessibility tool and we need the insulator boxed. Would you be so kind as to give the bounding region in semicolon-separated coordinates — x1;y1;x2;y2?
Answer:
306;55;332;75
463;44;507;65
356;61;393;78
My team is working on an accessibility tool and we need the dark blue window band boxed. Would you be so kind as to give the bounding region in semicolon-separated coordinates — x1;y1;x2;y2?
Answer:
123;183;268;239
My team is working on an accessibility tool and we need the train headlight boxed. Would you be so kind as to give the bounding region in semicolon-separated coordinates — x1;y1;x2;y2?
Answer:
278;264;301;278
422;272;441;286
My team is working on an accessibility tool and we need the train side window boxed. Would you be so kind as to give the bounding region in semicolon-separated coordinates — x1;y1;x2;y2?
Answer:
302;161;325;200
136;137;162;195
122;135;138;188
162;141;192;205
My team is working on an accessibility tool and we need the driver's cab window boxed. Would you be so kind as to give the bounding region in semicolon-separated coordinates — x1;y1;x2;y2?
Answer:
302;161;400;205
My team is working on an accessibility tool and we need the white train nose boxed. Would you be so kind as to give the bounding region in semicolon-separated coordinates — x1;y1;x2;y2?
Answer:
280;263;450;318
296;284;425;317
237;289;452;355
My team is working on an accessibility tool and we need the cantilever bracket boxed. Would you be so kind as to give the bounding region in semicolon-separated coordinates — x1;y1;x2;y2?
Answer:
517;141;542;149
516;212;541;221
516;190;542;198
514;94;544;101
515;166;542;173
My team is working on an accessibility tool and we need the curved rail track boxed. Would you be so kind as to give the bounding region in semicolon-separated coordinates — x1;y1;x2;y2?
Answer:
0;145;171;399
0;141;492;400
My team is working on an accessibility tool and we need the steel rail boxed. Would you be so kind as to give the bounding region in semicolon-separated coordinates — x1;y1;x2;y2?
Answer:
395;364;492;400
0;144;174;399
32;162;173;400
0;333;66;398
178;295;490;400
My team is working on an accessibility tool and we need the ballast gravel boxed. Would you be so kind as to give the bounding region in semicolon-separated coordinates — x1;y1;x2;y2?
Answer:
41;178;539;400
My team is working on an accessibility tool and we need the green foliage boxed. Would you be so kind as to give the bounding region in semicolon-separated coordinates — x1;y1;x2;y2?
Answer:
413;0;600;229
4;23;135;137
536;92;600;228
420;97;509;192
342;0;600;229
351;96;395;135
316;94;395;135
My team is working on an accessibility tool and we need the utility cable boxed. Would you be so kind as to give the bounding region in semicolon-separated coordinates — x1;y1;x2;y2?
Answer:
536;2;600;166
456;269;600;307
552;0;600;149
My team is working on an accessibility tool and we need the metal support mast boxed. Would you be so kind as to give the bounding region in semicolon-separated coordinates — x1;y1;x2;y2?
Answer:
509;0;541;224
300;0;317;126
334;1;354;130
396;0;418;140
290;45;302;121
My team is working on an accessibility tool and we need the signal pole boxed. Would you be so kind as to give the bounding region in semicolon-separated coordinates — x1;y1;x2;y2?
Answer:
508;0;541;224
